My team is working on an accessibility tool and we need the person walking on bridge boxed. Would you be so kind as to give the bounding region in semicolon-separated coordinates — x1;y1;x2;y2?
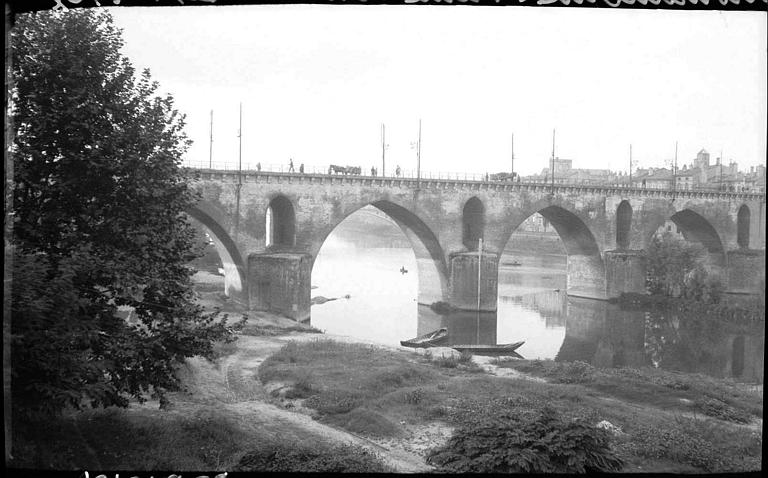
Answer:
396;165;401;177
299;163;304;174
289;158;295;172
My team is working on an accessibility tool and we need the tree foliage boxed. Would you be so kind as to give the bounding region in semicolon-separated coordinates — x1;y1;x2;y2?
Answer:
645;231;723;303
10;9;239;417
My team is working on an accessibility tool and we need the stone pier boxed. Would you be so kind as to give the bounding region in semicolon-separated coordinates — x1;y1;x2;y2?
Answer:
248;253;311;321
604;250;647;298
448;252;499;311
726;250;766;294
566;254;607;300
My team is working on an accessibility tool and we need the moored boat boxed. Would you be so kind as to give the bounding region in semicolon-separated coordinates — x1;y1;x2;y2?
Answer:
400;328;449;348
450;341;525;357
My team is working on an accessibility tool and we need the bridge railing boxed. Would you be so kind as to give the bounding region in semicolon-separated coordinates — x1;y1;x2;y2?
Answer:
183;161;765;196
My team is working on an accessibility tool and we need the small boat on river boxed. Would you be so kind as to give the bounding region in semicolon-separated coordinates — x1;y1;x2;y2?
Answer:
400;328;449;348
450;341;525;357
503;260;522;267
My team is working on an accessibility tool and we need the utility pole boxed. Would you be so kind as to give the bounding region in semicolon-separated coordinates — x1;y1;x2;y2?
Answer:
235;103;242;238
720;149;724;191
511;133;515;177
629;144;632;187
209;109;213;169
550;129;556;191
476;237;483;345
417;119;422;188
381;124;386;177
673;141;678;193
238;103;243;183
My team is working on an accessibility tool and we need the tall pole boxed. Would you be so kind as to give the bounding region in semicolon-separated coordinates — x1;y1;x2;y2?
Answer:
673;141;677;192
629;144;632;187
720;149;724;191
551;129;556;191
235;103;242;238
476;237;483;344
511;133;515;176
381;124;386;177
209;109;213;169
238;103;242;183
417;119;422;188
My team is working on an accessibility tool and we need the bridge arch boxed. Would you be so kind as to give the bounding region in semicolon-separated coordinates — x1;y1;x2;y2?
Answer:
463;196;485;251
664;209;727;265
616;200;632;250
497;202;605;299
737;204;750;249
313;199;449;305
186;204;247;301
266;194;296;249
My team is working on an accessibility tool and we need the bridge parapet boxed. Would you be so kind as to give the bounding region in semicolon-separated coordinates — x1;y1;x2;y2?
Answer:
185;169;766;202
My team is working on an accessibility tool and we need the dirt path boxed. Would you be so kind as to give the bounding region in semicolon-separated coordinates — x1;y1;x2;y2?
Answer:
169;327;434;472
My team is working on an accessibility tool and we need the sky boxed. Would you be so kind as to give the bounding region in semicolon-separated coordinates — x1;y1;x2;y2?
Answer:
108;5;767;177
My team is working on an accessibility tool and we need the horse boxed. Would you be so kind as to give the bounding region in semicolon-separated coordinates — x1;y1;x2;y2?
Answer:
329;164;347;175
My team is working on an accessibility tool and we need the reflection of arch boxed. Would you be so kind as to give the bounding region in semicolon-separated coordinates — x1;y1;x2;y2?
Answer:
463;197;485;250
616;200;632;249
668;209;726;263
314;200;449;304
266;195;296;248
186;205;246;299
737;205;750;249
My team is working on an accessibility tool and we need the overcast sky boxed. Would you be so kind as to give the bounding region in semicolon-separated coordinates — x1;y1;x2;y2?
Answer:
108;5;767;177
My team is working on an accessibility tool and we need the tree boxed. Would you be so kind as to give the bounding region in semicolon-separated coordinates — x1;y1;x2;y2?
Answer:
10;9;239;417
645;231;722;302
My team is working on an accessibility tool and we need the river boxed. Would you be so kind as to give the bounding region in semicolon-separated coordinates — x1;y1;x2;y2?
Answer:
309;236;764;383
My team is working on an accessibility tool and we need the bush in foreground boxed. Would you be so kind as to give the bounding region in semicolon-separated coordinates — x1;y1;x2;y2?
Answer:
236;444;393;472
427;406;623;473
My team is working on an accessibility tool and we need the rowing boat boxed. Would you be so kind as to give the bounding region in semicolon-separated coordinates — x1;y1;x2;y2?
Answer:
400;328;449;348
449;341;525;357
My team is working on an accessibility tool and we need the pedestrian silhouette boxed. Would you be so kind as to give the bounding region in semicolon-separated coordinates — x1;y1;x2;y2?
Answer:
396;165;401;177
289;158;295;172
256;162;261;172
299;163;304;174
371;166;376;176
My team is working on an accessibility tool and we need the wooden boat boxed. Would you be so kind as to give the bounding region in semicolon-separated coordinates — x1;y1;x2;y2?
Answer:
400;328;449;348
503;260;522;267
450;341;525;357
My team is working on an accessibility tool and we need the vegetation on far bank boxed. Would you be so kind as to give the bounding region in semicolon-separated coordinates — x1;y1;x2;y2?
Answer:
257;339;763;473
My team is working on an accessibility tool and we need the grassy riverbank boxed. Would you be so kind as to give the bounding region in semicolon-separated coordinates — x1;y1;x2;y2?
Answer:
9;317;763;474
257;339;762;473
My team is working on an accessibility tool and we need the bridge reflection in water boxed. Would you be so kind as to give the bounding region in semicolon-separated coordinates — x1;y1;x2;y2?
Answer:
413;290;764;383
308;241;763;383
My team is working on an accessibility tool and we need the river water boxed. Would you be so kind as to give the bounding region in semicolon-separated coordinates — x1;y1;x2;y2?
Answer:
310;237;764;383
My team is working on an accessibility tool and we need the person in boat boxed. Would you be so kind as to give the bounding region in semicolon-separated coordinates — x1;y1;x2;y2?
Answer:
400;266;408;274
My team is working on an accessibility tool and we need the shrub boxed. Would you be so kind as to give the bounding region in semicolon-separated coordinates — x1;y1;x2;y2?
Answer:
404;388;425;405
427;406;624;473
237;444;393;472
694;397;752;424
304;390;362;415
619;419;761;472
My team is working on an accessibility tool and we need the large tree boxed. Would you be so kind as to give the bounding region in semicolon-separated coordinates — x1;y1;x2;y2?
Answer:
10;9;237;416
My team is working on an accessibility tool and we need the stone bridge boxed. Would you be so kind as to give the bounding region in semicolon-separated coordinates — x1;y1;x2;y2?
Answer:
186;169;766;321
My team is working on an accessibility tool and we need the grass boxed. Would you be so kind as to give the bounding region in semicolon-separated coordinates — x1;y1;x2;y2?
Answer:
235;443;394;472
11;406;254;471
239;322;323;337
257;339;763;473
10;404;395;473
494;358;763;422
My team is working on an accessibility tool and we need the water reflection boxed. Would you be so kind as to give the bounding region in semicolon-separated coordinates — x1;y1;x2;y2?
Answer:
310;238;763;383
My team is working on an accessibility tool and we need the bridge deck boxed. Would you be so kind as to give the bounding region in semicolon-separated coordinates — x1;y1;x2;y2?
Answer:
186;168;766;202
